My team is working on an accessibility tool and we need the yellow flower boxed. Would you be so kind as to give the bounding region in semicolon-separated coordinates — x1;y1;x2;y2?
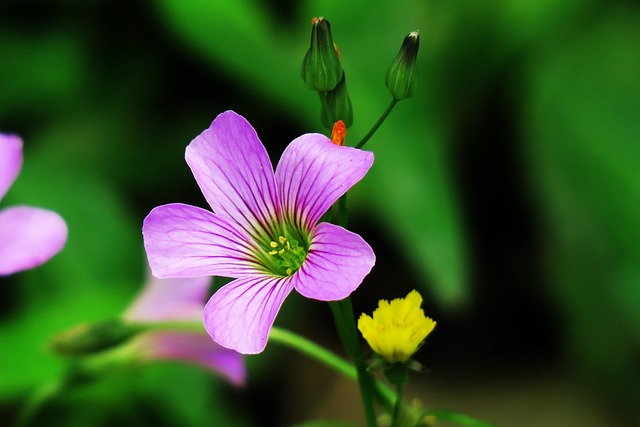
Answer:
358;290;436;363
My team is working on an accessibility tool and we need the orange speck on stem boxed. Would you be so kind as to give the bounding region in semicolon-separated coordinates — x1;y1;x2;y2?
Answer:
311;17;319;25
331;120;347;146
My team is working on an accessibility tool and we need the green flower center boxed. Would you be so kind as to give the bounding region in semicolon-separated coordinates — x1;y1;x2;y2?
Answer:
266;235;307;276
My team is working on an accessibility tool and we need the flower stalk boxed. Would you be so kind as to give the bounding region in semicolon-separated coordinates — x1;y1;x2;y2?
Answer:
392;380;404;427
270;326;396;410
269;326;356;380
330;298;378;427
270;327;498;427
423;409;499;427
355;99;398;149
328;187;378;427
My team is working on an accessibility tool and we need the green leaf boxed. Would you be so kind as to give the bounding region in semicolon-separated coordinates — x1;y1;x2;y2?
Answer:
0;30;85;116
523;8;640;399
0;131;141;395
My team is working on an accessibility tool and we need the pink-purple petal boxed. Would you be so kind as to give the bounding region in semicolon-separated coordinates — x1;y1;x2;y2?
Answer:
204;275;294;354
293;222;375;301
0;206;68;276
142;203;264;279
0;133;23;201
134;331;246;386
125;272;211;322
275;134;374;231
186;111;280;242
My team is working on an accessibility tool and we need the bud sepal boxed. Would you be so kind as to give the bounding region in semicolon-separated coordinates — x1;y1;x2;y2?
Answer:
319;74;353;129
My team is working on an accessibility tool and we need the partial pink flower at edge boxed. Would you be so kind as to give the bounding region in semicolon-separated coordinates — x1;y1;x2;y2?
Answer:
143;110;376;354
124;271;246;386
0;133;68;276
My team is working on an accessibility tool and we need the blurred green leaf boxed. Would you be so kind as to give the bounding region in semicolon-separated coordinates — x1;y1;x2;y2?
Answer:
24;364;248;427
0;30;85;116
0;129;142;395
157;0;312;119
523;7;640;401
0;282;130;397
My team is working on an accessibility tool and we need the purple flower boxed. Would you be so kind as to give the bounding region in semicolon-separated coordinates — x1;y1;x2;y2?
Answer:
125;271;246;386
0;134;67;276
143;111;375;354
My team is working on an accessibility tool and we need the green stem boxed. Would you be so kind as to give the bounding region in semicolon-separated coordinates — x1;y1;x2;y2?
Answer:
269;326;395;407
269;328;500;427
355;99;398;149
328;193;378;427
391;381;403;427
339;297;378;427
424;409;499;427
16;380;64;427
269;327;356;380
132;320;205;334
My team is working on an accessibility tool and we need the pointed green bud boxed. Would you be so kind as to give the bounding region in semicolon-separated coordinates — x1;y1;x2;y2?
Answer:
385;31;420;100
319;74;353;129
301;17;344;92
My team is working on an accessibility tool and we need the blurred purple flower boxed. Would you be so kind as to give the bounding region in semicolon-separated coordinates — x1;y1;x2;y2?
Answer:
143;110;375;354
0;134;67;276
125;272;245;386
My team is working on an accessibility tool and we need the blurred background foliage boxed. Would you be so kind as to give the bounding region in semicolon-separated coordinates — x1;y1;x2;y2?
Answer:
0;0;638;426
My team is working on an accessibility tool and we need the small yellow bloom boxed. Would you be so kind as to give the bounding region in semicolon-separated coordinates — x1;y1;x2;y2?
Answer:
358;290;436;363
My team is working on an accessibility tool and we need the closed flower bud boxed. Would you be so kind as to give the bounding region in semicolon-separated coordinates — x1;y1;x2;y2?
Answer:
319;74;353;129
385;31;420;100
301;17;344;92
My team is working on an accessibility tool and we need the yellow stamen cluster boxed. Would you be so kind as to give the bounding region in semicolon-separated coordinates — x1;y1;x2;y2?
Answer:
268;236;291;256
358;290;436;363
267;235;305;276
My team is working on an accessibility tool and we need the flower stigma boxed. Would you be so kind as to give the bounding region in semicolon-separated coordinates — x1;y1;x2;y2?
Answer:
331;120;347;146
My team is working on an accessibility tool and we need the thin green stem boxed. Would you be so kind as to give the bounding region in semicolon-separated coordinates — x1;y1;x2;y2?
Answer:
355;99;398;149
328;299;378;427
329;193;378;427
270;328;500;427
132;320;205;334
328;300;349;354
424;409;499;427
269;327;356;380
269;326;395;407
391;381;403;427
339;297;378;427
16;380;64;427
